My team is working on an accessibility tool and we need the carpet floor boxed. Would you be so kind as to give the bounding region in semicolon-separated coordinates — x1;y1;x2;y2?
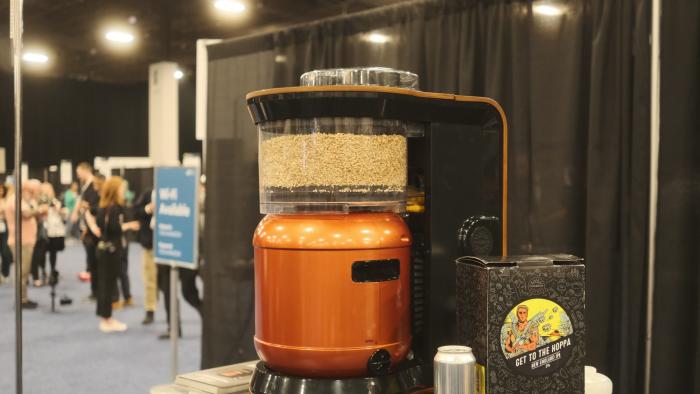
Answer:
0;241;202;393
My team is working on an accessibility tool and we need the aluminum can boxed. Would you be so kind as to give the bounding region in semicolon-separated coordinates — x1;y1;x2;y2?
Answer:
434;345;476;394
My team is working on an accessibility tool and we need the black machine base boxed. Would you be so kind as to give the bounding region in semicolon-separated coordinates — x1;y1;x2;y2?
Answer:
249;360;428;394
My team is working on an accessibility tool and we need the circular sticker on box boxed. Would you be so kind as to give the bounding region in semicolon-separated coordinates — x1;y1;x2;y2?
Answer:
500;298;574;376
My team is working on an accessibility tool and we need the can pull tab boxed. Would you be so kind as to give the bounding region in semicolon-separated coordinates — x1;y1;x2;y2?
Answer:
515;256;554;267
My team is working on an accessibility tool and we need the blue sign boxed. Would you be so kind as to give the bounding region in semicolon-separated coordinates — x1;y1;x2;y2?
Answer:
154;167;199;268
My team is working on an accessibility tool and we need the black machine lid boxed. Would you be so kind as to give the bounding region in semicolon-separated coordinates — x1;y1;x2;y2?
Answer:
246;67;507;164
246;85;506;129
457;254;584;268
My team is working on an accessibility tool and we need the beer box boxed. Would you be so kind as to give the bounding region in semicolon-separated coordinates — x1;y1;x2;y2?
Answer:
456;255;585;393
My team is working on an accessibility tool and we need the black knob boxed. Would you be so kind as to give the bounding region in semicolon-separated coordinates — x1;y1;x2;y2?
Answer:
457;216;500;256
367;349;392;376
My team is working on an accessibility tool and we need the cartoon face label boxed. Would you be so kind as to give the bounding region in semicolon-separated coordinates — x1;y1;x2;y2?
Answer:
500;298;574;376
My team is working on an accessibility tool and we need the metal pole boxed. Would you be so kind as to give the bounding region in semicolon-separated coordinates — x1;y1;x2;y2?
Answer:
170;264;179;381
10;1;24;393
645;0;661;393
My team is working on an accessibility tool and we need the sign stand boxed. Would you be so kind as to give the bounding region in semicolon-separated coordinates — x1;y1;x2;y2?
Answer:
170;263;179;381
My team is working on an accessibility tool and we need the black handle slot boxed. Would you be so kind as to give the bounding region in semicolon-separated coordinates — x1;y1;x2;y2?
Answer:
352;259;400;283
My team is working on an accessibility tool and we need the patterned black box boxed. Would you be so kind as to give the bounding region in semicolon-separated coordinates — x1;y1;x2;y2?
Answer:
456;255;585;393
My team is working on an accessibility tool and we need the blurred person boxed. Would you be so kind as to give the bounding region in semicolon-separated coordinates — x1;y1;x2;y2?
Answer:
110;180;133;310
112;215;134;310
63;181;79;238
71;163;100;297
0;183;14;283
123;180;135;206
31;181;51;287
39;183;66;279
63;181;79;213
93;173;106;191
134;189;155;324
86;176;138;332
6;180;40;309
90;174;107;296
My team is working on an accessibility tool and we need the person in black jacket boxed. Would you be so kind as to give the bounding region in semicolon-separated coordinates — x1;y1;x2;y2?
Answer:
87;176;138;333
71;163;102;299
134;189;157;324
0;183;13;282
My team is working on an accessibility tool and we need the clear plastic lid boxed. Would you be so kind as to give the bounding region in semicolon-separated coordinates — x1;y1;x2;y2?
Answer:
300;67;419;90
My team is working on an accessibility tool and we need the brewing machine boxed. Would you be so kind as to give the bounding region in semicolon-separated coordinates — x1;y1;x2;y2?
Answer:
245;67;508;393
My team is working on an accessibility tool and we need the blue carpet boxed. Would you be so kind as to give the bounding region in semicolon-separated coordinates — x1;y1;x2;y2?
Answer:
0;241;202;393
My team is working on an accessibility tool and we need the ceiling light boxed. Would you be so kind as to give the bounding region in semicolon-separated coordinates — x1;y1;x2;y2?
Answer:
214;0;246;13
533;4;565;16
367;32;389;44
22;52;49;64
105;30;134;44
174;69;184;80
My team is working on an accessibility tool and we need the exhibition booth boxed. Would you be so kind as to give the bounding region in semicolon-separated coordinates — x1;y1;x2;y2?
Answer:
2;0;699;393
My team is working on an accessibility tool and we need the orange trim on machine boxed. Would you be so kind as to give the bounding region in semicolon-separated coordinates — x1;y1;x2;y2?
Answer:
455;94;509;256
253;212;412;250
246;84;454;101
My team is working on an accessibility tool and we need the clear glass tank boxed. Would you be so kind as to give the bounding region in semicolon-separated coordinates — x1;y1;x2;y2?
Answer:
257;68;419;214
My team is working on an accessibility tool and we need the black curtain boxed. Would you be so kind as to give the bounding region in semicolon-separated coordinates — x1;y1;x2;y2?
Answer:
203;1;655;392
0;75;148;169
653;1;700;393
585;1;650;393
202;49;275;366
0;73;200;173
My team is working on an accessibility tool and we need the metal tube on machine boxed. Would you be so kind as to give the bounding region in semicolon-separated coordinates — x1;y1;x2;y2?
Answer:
434;346;476;394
